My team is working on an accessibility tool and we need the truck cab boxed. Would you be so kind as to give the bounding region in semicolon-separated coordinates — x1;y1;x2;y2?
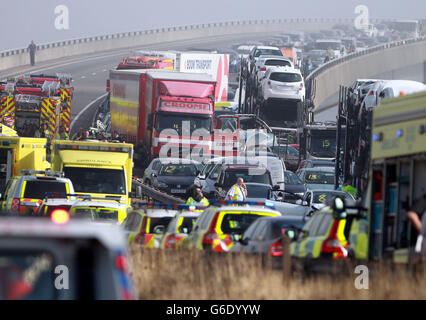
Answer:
145;71;216;160
50;140;133;206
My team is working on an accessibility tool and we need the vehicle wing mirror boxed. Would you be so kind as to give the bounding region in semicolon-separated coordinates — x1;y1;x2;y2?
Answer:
239;237;248;245
295;199;303;205
272;185;280;191
303;201;308;206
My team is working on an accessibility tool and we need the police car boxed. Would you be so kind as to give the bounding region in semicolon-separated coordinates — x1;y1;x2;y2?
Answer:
183;200;282;252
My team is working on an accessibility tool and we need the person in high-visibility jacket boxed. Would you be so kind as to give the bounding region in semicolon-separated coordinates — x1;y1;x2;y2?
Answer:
186;187;210;207
226;177;247;201
54;126;69;140
338;178;358;199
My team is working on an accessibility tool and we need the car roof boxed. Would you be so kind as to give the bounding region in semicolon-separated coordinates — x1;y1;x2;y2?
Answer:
41;198;79;206
134;208;179;218
245;182;272;188
210;205;281;215
176;211;202;218
16;175;71;183
0;217;126;249
255;215;305;224
301;167;335;172
257;55;292;61
254;46;281;50
266;66;301;74
223;163;268;170
157;158;201;165
71;200;128;210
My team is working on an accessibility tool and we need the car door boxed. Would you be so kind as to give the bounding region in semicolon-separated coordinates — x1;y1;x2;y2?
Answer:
245;220;268;253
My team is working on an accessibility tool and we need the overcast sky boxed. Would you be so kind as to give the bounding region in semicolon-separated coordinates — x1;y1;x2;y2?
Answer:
0;0;425;50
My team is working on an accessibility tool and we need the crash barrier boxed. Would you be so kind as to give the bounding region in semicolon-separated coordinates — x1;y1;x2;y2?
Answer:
305;36;426;112
0;17;391;73
132;178;185;204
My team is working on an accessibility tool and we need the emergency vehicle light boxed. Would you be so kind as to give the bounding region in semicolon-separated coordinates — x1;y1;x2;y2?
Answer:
51;209;70;225
56;144;132;154
20;170;64;177
44;192;91;198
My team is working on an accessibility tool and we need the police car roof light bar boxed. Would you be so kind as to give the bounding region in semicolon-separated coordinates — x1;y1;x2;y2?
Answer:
134;202;207;211
21;170;65;177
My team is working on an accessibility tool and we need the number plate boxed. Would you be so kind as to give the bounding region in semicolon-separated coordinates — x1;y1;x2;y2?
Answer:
171;189;186;193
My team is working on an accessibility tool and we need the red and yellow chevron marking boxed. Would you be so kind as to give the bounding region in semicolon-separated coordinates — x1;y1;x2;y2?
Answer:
212;235;234;253
144;234;156;248
59;88;73;101
0;96;16;128
60;100;71;129
41;98;56;138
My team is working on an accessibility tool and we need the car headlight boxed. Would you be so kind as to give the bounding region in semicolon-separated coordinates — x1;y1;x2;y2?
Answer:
157;182;168;188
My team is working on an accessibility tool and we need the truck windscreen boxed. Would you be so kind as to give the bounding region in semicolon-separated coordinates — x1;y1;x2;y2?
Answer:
260;99;299;128
310;132;336;158
156;113;212;135
63;167;126;195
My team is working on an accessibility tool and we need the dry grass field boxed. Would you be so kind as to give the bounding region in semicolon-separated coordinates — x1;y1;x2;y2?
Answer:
129;247;426;300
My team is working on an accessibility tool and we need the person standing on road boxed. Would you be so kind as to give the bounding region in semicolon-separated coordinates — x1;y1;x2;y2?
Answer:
28;41;37;66
407;194;426;253
338;177;358;199
227;177;247;201
186;187;210;207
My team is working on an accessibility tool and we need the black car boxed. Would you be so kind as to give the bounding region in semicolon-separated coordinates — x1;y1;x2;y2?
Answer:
231;216;305;268
283;171;306;203
152;160;202;197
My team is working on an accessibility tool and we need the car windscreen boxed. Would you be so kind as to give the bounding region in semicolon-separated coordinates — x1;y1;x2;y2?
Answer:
72;207;119;222
0;250;55;300
64;167;126;195
149;217;173;234
255;49;282;57
271;145;299;156
159;164;199;177
220;213;271;235
264;59;291;67
313;192;352;203
304;171;335;185
177;216;198;234
272;219;304;239
246;185;271;198
223;170;271;188
284;171;303;184
311;133;336;157
269;72;302;83
23;181;67;199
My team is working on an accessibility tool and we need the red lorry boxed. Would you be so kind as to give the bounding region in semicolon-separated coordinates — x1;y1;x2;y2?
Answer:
109;69;216;167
